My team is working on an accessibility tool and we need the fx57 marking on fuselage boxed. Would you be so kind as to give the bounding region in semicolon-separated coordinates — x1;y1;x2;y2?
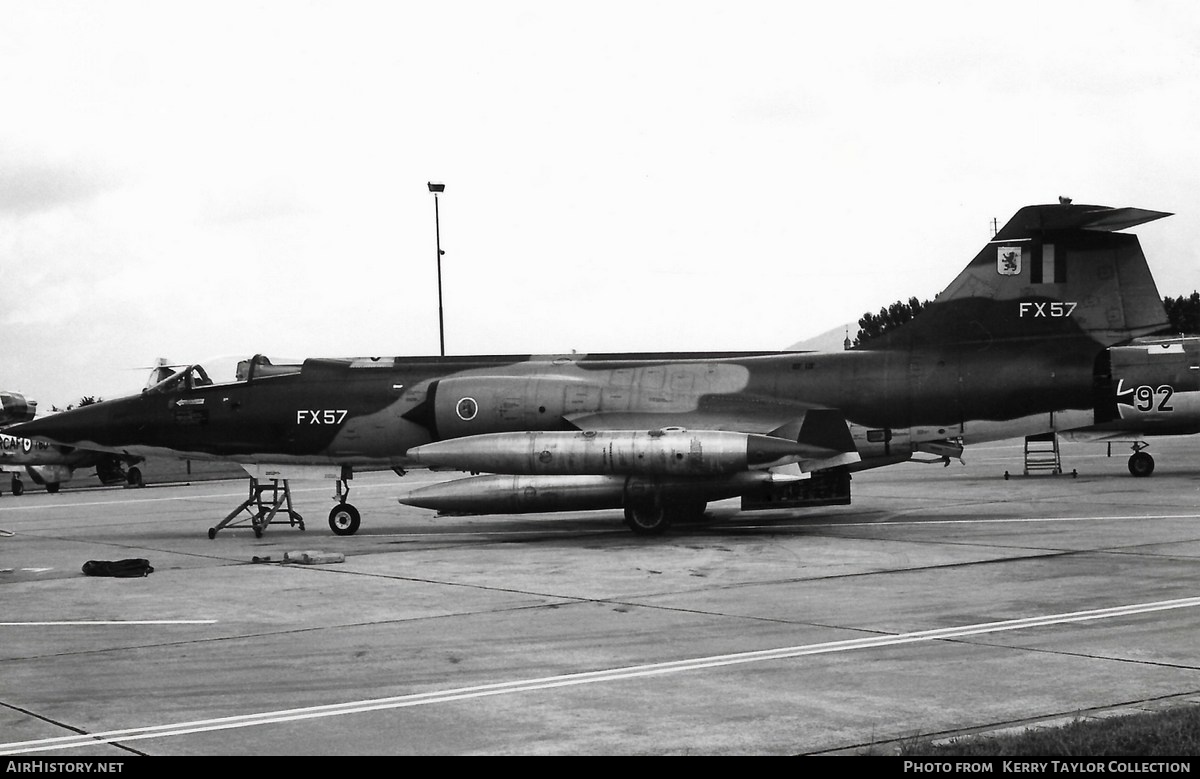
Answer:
297;410;349;425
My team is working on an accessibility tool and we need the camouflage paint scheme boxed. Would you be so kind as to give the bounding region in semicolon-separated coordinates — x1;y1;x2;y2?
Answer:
11;202;1191;534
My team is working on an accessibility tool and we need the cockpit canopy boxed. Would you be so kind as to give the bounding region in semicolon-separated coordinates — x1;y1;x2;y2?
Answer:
143;354;303;394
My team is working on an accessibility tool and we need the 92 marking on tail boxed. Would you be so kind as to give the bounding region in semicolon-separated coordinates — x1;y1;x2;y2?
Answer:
1118;382;1175;413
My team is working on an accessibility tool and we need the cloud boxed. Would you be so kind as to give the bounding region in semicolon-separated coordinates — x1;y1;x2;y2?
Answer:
199;184;314;226
0;153;122;216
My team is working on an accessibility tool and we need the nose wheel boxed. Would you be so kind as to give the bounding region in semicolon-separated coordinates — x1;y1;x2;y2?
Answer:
328;476;361;535
1128;444;1155;477
329;504;361;535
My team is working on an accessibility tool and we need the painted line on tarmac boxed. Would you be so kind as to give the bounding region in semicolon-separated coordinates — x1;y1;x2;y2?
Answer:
0;493;235;512
0;482;402;513
810;513;1200;528
0;620;216;626
4;595;1200;755
340;512;1200;540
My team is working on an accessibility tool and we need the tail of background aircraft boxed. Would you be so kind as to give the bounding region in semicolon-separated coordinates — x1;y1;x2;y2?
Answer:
868;202;1170;351
143;358;181;390
0;392;37;427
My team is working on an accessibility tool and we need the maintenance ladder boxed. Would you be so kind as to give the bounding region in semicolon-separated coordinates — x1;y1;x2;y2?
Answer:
1023;432;1062;475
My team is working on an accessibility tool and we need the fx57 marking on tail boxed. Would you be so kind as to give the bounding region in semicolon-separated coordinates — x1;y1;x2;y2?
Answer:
8;201;1179;535
1019;302;1078;318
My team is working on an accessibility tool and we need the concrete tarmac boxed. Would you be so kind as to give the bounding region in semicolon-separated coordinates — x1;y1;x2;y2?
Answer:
1;437;1199;756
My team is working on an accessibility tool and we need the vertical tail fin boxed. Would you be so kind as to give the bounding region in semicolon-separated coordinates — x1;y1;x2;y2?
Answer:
0;392;37;427
871;203;1170;350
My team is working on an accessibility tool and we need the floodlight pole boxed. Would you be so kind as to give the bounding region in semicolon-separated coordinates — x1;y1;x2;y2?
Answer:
428;181;446;356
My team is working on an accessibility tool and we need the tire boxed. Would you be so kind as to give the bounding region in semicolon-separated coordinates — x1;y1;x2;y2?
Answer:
1128;451;1155;477
329;504;361;536
127;467;144;488
46;483;61;494
623;503;671;535
12;479;23;496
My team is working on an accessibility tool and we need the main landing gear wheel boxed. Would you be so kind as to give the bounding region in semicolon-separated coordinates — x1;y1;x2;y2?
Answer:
624;503;671;535
11;478;23;496
329;504;361;536
126;467;144;488
46;483;60;494
1128;450;1155;477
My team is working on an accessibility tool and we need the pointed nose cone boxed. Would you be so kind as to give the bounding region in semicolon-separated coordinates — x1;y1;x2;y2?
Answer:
402;441;441;467
6;402;119;450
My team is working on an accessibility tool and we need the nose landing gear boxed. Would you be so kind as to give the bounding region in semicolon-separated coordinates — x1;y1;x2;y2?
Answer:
328;474;361;535
1128;442;1155;477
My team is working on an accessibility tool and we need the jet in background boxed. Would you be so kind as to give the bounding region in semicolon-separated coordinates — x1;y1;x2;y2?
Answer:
0;433;144;494
9;201;1177;535
0;391;37;427
1059;334;1200;476
0;391;144;495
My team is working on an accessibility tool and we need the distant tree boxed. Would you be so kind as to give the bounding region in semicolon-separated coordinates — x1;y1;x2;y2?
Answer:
853;291;1199;347
853;297;930;347
1163;292;1200;334
50;396;103;413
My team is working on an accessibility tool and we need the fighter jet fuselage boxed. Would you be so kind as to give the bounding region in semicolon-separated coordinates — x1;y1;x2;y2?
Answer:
45;345;1101;464
11;202;1189;534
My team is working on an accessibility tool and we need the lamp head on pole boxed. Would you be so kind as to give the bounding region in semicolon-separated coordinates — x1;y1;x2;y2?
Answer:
427;181;445;193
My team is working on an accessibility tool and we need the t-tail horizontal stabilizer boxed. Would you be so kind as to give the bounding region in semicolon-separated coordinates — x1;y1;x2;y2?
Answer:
867;203;1171;350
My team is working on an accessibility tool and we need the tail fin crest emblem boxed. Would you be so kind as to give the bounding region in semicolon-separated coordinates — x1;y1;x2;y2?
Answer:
997;247;1022;276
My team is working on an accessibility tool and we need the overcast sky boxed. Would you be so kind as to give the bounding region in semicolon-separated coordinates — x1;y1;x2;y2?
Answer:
3;1;1199;409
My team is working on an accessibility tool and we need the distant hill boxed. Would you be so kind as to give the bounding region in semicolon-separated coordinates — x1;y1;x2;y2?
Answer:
785;322;855;352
